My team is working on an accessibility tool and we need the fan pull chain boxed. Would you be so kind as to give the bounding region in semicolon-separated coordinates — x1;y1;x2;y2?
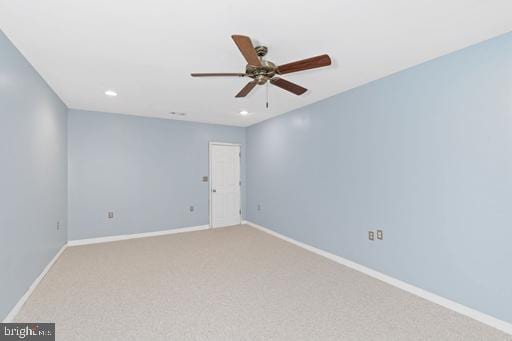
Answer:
266;82;269;109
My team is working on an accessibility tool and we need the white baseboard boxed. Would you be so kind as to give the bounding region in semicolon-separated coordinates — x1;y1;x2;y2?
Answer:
67;224;210;246
242;220;512;335
3;244;68;323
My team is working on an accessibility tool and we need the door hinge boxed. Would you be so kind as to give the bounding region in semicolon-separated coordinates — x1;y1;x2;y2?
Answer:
239;209;241;215
239;152;241;158
239;181;241;186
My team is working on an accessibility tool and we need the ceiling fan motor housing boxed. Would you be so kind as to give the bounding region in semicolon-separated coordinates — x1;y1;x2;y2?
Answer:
246;59;276;85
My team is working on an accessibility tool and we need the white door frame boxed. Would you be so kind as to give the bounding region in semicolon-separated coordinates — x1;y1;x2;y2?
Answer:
208;142;242;228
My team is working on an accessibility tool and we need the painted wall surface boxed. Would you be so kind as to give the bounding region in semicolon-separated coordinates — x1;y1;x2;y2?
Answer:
68;109;246;240
246;32;512;322
0;30;68;319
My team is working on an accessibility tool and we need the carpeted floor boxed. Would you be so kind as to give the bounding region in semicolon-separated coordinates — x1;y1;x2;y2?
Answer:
15;225;510;340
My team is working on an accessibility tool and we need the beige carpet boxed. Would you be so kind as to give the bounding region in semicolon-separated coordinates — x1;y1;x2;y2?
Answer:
15;225;510;340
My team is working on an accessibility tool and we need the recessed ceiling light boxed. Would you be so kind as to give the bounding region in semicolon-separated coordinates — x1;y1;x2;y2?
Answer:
240;110;249;116
105;90;118;97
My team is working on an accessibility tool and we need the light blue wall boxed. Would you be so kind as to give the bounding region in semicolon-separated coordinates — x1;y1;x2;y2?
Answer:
68;109;246;240
0;30;68;319
247;32;512;322
2;23;510;324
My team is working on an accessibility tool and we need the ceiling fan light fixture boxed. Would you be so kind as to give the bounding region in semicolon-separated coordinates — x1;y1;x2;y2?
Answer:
190;34;331;99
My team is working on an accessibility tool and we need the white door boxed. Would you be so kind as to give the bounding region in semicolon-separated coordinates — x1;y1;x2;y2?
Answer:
210;143;241;228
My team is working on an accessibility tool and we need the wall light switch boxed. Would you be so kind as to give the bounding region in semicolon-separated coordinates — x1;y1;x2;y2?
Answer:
369;231;375;241
189;206;194;212
257;204;262;211
202;176;208;182
108;211;114;219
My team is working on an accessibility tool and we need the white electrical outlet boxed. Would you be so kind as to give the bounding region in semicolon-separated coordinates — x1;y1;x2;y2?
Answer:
377;230;383;240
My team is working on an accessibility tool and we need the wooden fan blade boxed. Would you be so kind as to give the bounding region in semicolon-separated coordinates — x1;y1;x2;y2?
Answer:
235;81;258;97
276;54;331;75
191;73;246;77
270;77;307;95
231;35;262;67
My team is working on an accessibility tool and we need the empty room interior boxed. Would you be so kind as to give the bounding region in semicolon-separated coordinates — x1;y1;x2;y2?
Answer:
1;1;512;340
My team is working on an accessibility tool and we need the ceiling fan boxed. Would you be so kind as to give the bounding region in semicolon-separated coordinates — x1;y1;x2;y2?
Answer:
191;35;332;98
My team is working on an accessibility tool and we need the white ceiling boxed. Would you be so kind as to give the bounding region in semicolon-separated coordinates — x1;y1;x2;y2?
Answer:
1;1;511;127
